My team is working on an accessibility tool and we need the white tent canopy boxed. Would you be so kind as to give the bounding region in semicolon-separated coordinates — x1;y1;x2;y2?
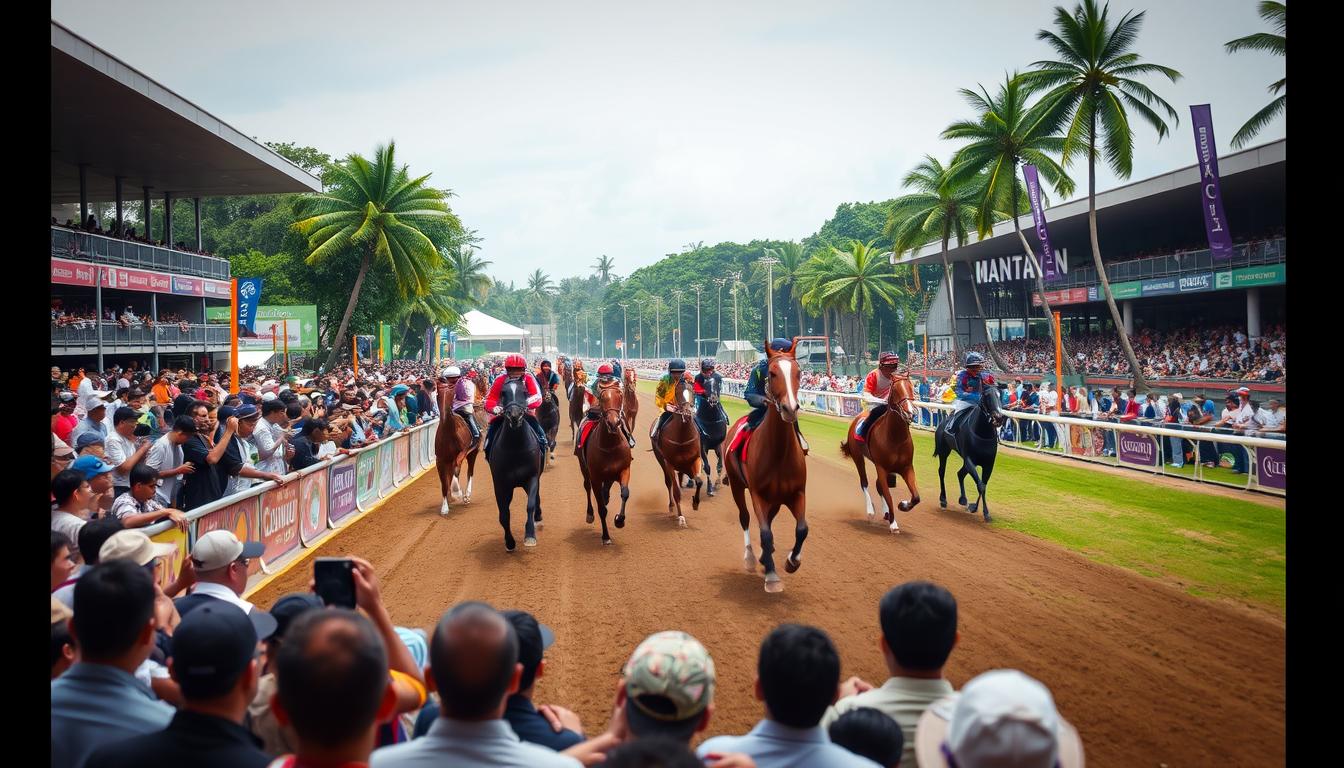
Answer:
458;310;530;341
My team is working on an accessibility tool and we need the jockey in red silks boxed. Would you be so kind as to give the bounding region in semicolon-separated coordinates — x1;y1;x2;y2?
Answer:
855;351;902;440
482;353;547;454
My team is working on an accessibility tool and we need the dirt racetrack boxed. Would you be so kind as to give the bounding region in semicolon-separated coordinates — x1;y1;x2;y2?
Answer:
252;387;1285;766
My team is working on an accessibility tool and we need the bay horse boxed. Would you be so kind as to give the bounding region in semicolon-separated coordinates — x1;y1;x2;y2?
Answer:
536;385;560;465
568;376;588;449
487;378;544;550
435;379;480;515
559;358;573;392
933;386;1006;522
693;375;729;496
839;374;920;533
622;368;640;434
652;376;702;527
578;381;633;545
724;338;808;593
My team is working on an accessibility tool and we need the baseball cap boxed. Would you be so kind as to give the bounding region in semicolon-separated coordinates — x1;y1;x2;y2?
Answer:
269;593;325;639
99;529;178;566
235;404;261;420
191;530;265;571
261;391;278;402
622;631;715;736
71;454;115;479
81;393;111;411
218;405;238;421
395;626;430;670
502;610;555;688
75;432;106;450
914;669;1083;768
172;602;273;699
58;391;76;404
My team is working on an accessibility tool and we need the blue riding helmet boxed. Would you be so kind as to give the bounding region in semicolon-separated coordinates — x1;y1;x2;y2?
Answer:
965;351;986;367
700;358;715;369
669;359;686;372
764;338;792;352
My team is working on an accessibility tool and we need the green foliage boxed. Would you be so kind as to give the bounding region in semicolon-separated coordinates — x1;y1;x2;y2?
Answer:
1225;1;1286;148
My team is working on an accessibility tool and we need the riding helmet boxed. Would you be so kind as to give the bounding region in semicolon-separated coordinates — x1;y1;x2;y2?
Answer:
701;358;715;369
505;354;527;369
879;351;900;367
669;359;686;372
965;351;986;367
766;338;792;352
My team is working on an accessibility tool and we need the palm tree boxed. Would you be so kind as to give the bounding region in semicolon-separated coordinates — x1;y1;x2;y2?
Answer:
446;244;492;305
293;141;452;371
886;156;985;366
944;72;1079;375
393;268;462;358
1226;1;1285;148
797;249;838;367
592;254;616;284
1022;0;1182;390
526;269;556;350
804;240;904;368
763;242;809;337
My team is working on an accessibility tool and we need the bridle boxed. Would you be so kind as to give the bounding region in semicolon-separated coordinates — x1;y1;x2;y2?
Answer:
884;372;916;424
597;383;624;434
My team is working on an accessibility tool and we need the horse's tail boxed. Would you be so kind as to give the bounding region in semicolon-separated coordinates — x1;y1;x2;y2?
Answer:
839;439;851;460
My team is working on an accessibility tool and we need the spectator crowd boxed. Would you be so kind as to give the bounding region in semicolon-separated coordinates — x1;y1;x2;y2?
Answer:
53;215;217;258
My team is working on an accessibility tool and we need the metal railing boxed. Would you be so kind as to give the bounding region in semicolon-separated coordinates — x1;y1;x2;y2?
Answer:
50;227;231;280
49;322;230;350
1054;237;1285;289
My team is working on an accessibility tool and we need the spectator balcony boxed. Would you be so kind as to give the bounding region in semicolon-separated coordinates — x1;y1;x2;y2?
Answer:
1055;237;1285;289
51;226;231;281
50;321;229;355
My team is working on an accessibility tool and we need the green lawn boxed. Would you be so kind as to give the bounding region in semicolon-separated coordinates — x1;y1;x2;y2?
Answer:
636;380;1285;613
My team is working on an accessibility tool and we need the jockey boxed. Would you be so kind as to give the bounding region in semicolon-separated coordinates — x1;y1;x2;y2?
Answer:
441;366;480;446
855;351;902;440
583;363;636;448
482;353;548;454
610;358;624;381
742;338;809;454
536;359;561;400
650;359;689;442
572;359;588;391
943;351;996;438
693;358;724;411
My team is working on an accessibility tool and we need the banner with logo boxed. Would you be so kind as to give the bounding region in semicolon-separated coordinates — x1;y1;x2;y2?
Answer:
1190;104;1234;261
1254;446;1286;491
208;305;319;351
1215;263;1285;290
1139;277;1179;297
1177;272;1215;294
1116;431;1159;468
195;497;262;577
259;482;301;568
1022;164;1059;283
149;527;189;590
378;442;395;495
395;436;410;483
237;278;263;337
356;449;379;511
299;470;329;546
379;324;393;363
329;459;359;524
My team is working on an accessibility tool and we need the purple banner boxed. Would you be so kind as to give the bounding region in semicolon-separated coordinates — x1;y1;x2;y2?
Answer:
328;461;359;523
1190;104;1234;261
1021;164;1059;283
1256;446;1286;490
1117;431;1158;467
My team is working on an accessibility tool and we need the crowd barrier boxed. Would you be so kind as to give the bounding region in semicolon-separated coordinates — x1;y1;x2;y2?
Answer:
632;368;1285;496
142;417;441;593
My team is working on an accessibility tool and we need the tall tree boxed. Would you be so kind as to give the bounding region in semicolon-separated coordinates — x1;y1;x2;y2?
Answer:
944;72;1079;375
446;244;492;305
803;240;904;367
293;141;453;371
592;254;616;284
1226;1;1286;148
1022;0;1182;390
763;242;810;338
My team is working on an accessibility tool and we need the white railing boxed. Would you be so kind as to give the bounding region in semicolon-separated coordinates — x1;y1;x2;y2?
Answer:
632;368;1285;495
141;417;442;594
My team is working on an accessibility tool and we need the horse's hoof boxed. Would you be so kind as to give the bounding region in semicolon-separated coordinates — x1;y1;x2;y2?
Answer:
677;516;687;528
958;497;968;508
784;554;801;573
884;510;893;523
586;512;594;524
968;502;978;514
505;540;516;553
524;537;537;547
983;512;992;523
764;576;784;593
939;497;947;509
535;520;544;529
602;538;614;546
615;516;626;529
890;520;901;533
865;511;875;522
743;548;756;572
898;499;915;512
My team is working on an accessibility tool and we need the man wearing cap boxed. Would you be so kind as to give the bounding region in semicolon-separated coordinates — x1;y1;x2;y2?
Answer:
106;406;153;499
175;530;268;618
84;602;275;768
53;391;79;444
914;669;1083;768
75;430;108;458
72;453;119;515
370;602;581;767
70;392;113;447
498;610;585;751
220;404;288;497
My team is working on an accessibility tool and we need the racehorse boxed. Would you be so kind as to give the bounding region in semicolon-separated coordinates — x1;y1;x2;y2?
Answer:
435;380;480;515
840;374;920;532
578;381;633;545
724;338;808;593
622;368;640;434
692;375;728;496
568;379;587;449
536;386;560;465
559;358;573;391
487;378;544;550
933;385;1006;522
652;377;702;527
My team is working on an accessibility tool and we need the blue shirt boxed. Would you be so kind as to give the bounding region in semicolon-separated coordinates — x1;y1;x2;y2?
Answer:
370;717;581;768
697;720;882;768
51;662;175;768
1202;400;1217;417
503;695;584;751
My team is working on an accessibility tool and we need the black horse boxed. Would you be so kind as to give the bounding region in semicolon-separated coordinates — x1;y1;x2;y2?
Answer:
933;386;1006;522
691;377;729;496
536;386;560;466
487;379;544;551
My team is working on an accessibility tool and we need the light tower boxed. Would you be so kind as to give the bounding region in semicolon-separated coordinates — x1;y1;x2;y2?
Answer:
756;254;780;341
690;283;704;359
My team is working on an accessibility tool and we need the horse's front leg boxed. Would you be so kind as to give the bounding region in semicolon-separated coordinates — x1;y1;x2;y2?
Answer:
937;445;949;509
956;463;970;507
496;484;516;552
524;476;539;546
614;466;631;529
755;493;783;593
974;459;994;522
784;493;808;574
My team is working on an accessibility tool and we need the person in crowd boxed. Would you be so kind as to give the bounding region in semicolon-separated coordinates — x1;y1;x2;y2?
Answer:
73;453;119;515
828;709;904;768
1253;397;1285;434
219;404;288;496
52;531;78;593
54;517;125;608
52;468;95;544
248;593;325;755
54;391;79;444
70;393;112;447
51;597;77;679
601;738;709;768
822;581;958;768
51;560;175;768
1188;395;1218;467
179;401;230;510
697;624;880;767
105;407;153;498
108;463;190;530
1212;393;1252;473
251;399;290;476
913;669;1083;768
145;416;197;507
1038;382;1058;449
498;610;586;751
83;602;276;768
418;378;440;421
174;530;271;621
1164;393;1191;468
290;417;331;471
76;430;107;458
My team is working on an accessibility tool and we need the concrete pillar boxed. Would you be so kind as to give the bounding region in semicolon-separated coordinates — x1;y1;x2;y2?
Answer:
164;193;173;247
142;187;152;240
1246;288;1261;340
79;164;89;227
114;177;124;233
1122;301;1134;336
193;197;202;250
151;292;160;372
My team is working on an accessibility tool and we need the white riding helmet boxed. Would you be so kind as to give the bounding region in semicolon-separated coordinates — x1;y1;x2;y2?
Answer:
442;366;462;378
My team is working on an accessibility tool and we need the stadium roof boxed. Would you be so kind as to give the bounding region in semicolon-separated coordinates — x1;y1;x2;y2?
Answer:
50;20;322;204
459;310;530;340
894;138;1285;267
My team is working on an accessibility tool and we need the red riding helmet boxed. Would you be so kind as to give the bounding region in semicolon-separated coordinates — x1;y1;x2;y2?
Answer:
598;363;614;375
879;352;900;368
505;354;527;370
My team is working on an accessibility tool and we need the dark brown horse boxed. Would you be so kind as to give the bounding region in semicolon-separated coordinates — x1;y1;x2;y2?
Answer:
568;372;588;449
578;382;633;545
840;374;920;533
622;368;640;434
435;379;480;515
558;358;573;392
724;339;808;593
652;376;702;527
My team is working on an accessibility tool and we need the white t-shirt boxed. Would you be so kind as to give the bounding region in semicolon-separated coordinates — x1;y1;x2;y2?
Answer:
145;434;183;505
1254;407;1285;431
1039;390;1058;413
104;431;140;487
51;509;87;544
250;421;287;475
223;435;260;497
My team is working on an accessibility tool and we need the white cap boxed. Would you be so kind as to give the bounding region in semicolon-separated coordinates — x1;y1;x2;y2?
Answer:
81;393;112;411
99;530;178;567
261;391;278;402
443;366;461;377
915;669;1084;768
191;530;265;571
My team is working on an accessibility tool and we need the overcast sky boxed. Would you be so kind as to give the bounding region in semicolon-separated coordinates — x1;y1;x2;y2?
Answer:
52;0;1284;285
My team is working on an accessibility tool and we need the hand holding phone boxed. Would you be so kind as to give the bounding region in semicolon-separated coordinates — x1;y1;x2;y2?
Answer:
313;558;357;608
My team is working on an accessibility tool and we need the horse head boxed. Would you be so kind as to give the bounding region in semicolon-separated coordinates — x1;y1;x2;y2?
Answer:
673;376;696;419
499;378;528;426
980;385;1006;428
765;337;802;424
598;382;624;433
887;374;916;422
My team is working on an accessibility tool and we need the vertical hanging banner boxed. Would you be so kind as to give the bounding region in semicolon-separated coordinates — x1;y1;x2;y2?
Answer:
379;324;393;363
1190;104;1234;261
1021;165;1059;283
236;278;263;338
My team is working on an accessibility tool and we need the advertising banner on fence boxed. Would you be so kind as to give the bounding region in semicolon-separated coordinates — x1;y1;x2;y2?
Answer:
1255;446;1286;490
378;442;395;494
1139;277;1179;297
409;429;421;472
330;460;359;524
171;275;203;296
1110;281;1143;299
259;482;301;566
395;437;410;482
1178;272;1215;294
203;279;232;299
51;258;97;287
1117;431;1159;467
1022;164;1059;283
149;527;188;591
299;470;329;546
1215;263;1285;290
196;497;262;576
1190;104;1234;261
356;449;379;510
208;305;318;351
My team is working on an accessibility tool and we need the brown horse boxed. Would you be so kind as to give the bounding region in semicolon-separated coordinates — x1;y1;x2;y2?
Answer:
568;375;588;449
435;379;480;515
652;377;702;527
622;368;640;434
578;382;633;545
724;339;808;593
839;375;920;533
558;358;573;391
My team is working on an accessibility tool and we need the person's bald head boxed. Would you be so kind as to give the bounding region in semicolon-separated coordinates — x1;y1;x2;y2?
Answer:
428;602;521;720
